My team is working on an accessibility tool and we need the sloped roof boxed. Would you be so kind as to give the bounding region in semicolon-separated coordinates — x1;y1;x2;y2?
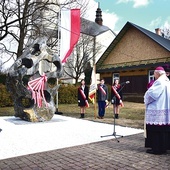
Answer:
44;17;117;38
80;18;116;37
130;22;170;51
96;21;170;71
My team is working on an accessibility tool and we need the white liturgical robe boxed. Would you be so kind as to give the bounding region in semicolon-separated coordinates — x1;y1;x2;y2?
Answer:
144;74;170;125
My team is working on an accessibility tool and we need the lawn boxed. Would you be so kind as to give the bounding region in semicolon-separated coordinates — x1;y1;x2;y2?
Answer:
0;102;145;129
58;101;145;129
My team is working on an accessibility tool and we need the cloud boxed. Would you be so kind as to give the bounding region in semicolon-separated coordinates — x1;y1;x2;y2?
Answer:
149;17;170;32
117;0;151;8
84;0;119;31
162;21;170;29
164;16;170;27
59;0;119;31
101;11;119;31
149;17;162;28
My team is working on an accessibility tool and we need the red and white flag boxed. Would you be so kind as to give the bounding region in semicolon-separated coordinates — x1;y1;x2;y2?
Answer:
60;9;80;64
89;65;97;104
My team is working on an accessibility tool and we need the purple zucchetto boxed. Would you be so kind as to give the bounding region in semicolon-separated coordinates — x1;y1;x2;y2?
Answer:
154;66;166;74
155;66;165;71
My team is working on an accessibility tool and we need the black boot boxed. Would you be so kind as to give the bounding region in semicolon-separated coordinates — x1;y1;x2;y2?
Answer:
115;114;118;119
114;114;117;119
80;114;84;118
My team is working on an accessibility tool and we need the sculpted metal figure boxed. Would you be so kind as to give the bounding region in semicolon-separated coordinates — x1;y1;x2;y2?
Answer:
6;37;63;122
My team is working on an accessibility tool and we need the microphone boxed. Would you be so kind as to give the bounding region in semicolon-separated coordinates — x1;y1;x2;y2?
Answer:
120;81;130;85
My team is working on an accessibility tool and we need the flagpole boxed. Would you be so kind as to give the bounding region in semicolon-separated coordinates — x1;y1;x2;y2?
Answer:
93;35;97;119
55;6;62;115
94;64;97;119
94;89;97;119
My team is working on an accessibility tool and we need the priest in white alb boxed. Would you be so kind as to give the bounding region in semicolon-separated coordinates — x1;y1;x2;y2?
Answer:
144;66;170;154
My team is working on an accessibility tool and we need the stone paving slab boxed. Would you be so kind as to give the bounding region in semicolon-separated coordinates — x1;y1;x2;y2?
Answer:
0;133;169;170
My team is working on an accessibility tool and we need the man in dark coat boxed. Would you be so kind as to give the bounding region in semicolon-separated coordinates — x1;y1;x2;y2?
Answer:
97;79;108;119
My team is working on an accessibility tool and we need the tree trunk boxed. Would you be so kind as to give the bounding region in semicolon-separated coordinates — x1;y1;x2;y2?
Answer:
17;0;29;58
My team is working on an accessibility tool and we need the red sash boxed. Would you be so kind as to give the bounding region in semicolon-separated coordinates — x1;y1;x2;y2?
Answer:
27;73;48;108
112;86;121;99
79;88;89;107
98;85;106;95
111;85;124;107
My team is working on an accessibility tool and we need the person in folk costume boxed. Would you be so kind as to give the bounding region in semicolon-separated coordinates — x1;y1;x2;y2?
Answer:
97;78;108;119
111;78;123;119
144;66;170;154
78;79;89;118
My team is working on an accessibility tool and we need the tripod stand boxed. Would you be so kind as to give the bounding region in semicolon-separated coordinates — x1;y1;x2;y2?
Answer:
101;82;128;142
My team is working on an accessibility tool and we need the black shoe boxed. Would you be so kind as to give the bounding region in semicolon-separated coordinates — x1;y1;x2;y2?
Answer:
0;129;2;132
80;114;84;118
146;149;154;154
115;114;119;119
146;149;166;155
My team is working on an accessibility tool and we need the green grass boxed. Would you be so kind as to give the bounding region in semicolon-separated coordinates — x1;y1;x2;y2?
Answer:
58;102;145;129
0;107;15;116
57;102;145;119
0;102;145;129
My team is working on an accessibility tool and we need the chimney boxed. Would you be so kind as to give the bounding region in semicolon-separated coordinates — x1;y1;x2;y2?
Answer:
95;2;103;26
155;28;162;36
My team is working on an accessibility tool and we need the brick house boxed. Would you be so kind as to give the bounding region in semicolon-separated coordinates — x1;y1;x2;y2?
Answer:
96;21;170;96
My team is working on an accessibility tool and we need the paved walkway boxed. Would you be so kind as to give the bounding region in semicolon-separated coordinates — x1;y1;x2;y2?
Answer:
0;115;143;160
0;133;170;170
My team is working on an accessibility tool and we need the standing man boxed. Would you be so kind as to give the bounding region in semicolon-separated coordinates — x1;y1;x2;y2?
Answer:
97;78;108;119
144;66;170;154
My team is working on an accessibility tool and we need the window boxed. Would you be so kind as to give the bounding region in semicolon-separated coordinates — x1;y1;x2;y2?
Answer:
148;70;154;82
112;73;120;83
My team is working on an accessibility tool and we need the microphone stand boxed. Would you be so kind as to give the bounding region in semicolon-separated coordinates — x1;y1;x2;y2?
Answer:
101;83;128;142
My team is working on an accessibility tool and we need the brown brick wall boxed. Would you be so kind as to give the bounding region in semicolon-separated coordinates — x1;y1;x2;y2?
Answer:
103;27;170;65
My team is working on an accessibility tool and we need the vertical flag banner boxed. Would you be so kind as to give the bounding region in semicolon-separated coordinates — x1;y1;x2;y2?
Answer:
60;9;80;64
89;65;97;104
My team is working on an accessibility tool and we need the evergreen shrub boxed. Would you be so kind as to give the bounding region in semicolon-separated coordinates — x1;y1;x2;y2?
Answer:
58;84;78;104
0;84;13;107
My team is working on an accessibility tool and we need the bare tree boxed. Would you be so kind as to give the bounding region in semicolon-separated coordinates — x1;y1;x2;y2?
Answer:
0;0;82;72
63;33;101;84
161;27;170;40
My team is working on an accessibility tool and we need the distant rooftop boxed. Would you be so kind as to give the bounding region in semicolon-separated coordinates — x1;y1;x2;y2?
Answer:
81;18;116;37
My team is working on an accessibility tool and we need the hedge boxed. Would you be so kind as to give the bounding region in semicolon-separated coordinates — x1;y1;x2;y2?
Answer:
0;82;143;107
57;84;78;104
0;84;13;107
0;83;79;107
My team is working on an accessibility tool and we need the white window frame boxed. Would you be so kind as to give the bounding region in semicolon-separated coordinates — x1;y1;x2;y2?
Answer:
112;73;120;84
148;70;154;82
